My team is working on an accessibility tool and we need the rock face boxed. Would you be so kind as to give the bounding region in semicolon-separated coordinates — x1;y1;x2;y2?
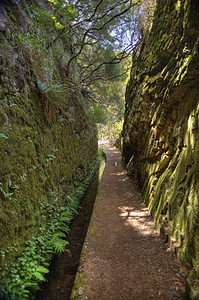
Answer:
122;0;199;298
0;0;97;295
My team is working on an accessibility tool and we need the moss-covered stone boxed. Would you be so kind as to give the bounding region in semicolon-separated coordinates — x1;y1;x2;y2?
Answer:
0;0;97;296
122;0;199;298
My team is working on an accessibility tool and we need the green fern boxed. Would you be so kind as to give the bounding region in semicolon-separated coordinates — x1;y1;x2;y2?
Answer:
60;209;77;221
55;239;68;254
32;271;46;282
60;215;71;223
52;232;66;239
57;223;70;234
35;266;49;274
25;281;39;291
49;233;69;254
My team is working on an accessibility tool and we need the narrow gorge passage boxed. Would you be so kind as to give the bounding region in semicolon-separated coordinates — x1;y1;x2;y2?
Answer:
71;142;186;300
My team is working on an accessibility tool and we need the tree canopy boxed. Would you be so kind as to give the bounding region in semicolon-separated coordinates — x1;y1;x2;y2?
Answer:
42;0;154;132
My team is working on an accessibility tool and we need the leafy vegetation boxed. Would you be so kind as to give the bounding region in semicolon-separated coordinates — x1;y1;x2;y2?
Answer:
97;121;124;141
0;148;104;299
57;0;153;139
26;0;151;139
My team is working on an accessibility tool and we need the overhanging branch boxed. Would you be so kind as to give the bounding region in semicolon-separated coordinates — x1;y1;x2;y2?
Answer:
66;0;140;72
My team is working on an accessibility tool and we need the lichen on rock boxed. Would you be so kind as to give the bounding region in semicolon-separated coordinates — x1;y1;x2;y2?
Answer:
122;0;199;298
0;0;98;297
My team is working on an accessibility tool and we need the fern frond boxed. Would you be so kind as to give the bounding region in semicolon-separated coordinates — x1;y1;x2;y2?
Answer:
25;281;39;290
49;235;69;254
57;224;70;234
32;271;46;281
54;239;69;253
61;210;73;219
35;266;49;274
52;232;66;238
59;215;71;223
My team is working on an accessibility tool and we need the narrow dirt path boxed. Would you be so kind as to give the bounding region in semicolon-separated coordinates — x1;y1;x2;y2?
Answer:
71;142;186;300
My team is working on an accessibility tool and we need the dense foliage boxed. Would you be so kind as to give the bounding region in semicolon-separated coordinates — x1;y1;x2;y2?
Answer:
20;0;153;136
40;0;150;135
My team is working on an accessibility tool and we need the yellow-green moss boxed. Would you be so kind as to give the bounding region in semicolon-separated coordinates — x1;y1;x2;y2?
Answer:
0;0;98;296
122;0;199;297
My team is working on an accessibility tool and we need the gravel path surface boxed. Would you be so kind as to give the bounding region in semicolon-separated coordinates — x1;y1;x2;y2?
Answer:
71;142;186;300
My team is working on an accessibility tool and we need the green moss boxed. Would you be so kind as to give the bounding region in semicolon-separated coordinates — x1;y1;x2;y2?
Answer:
0;0;98;297
122;0;199;297
70;272;88;300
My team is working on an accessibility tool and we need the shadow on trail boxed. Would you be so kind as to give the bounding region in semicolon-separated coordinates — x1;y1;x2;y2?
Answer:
109;163;186;299
87;144;187;299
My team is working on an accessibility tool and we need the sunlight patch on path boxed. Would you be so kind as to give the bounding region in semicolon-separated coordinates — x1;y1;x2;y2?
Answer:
118;205;159;237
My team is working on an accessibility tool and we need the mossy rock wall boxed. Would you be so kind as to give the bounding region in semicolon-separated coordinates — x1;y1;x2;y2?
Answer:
0;0;97;293
122;0;199;298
